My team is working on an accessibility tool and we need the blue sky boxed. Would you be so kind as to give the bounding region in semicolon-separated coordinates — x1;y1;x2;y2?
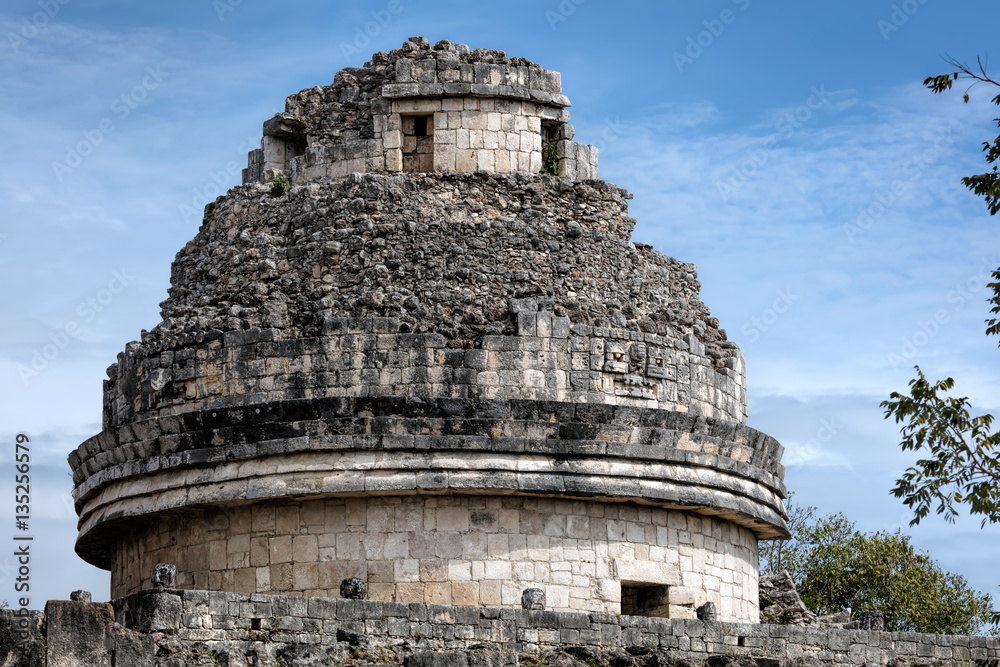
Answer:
1;0;999;611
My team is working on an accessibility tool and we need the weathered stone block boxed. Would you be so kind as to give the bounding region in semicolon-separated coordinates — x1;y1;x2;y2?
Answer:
46;600;115;667
0;609;45;667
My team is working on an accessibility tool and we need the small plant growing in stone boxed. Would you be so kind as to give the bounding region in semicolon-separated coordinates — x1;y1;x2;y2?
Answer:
269;173;290;197
540;142;561;175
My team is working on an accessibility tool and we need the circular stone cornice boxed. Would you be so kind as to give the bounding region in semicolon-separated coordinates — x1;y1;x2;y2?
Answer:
72;397;789;569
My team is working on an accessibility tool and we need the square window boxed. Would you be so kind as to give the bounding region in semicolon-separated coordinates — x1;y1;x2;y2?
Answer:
620;582;670;618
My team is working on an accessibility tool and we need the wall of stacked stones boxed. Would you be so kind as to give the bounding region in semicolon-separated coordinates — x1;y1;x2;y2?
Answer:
107;497;761;622
6;593;998;666
96;313;745;434
141;593;1000;665
76;349;777;502
278;97;598;182
96;172;741;431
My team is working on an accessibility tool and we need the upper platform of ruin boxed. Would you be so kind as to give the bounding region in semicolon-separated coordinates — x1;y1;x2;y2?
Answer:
242;37;599;184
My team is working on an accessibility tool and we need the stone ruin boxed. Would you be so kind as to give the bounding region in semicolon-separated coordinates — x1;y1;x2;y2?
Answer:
0;34;991;667
241;36;598;184
758;571;851;628
65;36;792;626
63;39;795;631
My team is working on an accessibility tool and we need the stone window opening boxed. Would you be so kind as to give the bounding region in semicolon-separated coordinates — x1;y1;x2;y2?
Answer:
284;134;307;165
540;121;563;175
260;114;308;178
620;582;670;618
261;132;307;175
541;121;560;145
402;114;434;173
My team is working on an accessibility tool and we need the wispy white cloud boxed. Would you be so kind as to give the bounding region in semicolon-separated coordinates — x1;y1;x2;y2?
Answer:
589;83;999;406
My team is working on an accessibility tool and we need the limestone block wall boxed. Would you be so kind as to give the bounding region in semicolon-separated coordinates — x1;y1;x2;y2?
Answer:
110;496;760;622
134;594;1000;664
284;97;598;181
95;317;745;434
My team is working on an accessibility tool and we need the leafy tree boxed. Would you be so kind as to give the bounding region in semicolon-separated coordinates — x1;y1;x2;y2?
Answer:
761;500;995;634
759;491;816;580
883;370;1000;526
882;57;1000;528
923;56;1000;214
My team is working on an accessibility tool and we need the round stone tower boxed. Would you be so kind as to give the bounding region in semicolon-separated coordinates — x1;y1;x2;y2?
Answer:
70;37;789;623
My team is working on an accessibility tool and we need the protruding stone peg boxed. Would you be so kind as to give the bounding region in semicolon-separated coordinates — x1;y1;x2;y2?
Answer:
521;587;546;610
152;563;176;588
340;577;367;599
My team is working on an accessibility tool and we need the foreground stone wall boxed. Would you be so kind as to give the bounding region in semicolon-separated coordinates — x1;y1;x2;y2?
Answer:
4;592;998;666
109;497;760;622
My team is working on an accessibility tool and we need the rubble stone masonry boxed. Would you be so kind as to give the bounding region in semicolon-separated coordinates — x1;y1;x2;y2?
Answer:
69;39;789;632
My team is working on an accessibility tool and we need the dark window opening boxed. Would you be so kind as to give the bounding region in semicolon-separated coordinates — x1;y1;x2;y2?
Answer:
540;121;564;175
541;122;560;144
286;134;307;161
402;115;434;172
737;637;746;647
621;583;670;618
251;618;263;630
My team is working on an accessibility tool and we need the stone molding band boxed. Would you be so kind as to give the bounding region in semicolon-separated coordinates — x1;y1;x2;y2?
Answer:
73;397;790;568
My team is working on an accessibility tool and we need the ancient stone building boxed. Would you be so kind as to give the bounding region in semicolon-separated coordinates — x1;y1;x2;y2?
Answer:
70;37;789;624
